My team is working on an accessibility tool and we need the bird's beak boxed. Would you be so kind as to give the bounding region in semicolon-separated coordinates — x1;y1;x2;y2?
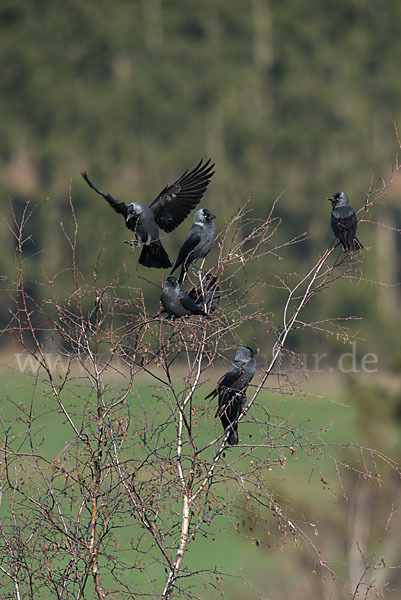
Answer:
126;213;134;222
327;197;333;202
209;213;217;220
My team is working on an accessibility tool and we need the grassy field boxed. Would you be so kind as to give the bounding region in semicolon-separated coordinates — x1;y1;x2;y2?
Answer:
1;362;399;599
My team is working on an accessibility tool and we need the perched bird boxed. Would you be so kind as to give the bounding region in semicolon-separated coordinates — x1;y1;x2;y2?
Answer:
188;274;221;314
170;208;216;283
81;159;214;269
328;192;363;252
160;277;207;318
205;346;257;445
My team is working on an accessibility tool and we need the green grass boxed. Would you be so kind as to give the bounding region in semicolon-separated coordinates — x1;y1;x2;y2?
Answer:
0;366;394;599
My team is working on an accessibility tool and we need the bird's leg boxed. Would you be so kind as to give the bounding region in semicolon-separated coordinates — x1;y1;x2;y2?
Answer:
197;257;207;279
194;257;207;289
332;249;348;269
198;267;208;314
124;236;152;249
124;238;140;249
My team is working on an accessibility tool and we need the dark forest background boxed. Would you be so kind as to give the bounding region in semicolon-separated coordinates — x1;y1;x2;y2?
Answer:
0;0;400;366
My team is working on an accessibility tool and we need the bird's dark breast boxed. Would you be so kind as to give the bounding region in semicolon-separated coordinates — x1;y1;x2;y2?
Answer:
161;292;186;317
126;215;139;233
135;217;159;244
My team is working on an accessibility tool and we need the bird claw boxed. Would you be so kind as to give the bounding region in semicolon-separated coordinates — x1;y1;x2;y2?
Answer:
124;239;142;248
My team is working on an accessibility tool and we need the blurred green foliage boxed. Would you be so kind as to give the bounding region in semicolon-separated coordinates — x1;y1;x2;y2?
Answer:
0;0;400;364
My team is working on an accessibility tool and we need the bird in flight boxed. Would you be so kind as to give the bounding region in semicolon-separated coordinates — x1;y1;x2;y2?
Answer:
188;274;221;314
205;346;256;445
170;208;216;282
160;276;207;318
328;192;363;252
81;159;214;268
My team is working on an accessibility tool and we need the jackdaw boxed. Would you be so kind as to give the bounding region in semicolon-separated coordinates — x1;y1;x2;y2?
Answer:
160;276;207;318
170;208;216;283
188;274;221;314
81;159;214;269
205;346;256;445
328;192;363;252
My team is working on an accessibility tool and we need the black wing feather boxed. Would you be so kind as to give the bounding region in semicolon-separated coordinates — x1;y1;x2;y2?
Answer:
171;229;201;274
333;212;357;235
205;364;243;400
150;159;215;233
331;209;360;250
188;275;218;303
179;292;206;316
82;172;128;218
217;367;244;394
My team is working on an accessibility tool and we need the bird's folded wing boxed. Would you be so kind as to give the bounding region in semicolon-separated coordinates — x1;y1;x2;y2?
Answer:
149;159;215;233
188;276;217;303
81;172;128;217
179;292;205;315
216;386;246;418
205;276;218;289
217;365;244;391
205;362;243;401
172;230;201;272
335;212;357;232
188;285;200;303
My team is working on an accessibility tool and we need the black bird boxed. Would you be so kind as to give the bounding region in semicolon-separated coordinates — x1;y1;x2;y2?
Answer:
205;346;257;445
188;274;221;314
170;208;216;283
81;159;215;269
160;277;207;318
328;192;363;252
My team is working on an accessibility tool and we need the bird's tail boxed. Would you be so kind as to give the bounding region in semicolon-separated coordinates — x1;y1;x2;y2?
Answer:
218;405;240;445
178;266;186;284
227;427;239;446
352;237;363;251
139;241;172;269
205;389;217;401
170;260;187;283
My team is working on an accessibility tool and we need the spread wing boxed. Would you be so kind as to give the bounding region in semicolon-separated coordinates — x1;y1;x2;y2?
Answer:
171;228;201;274
149;159;214;233
179;291;206;316
81;172;128;218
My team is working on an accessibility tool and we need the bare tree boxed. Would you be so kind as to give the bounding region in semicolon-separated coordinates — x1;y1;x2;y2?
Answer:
1;154;401;600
